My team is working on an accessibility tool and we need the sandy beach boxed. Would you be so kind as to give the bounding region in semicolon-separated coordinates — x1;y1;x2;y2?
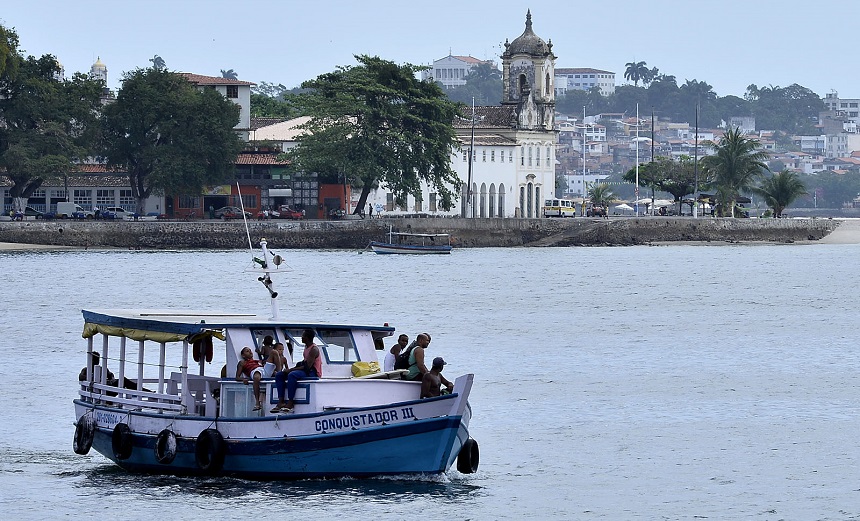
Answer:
0;242;82;251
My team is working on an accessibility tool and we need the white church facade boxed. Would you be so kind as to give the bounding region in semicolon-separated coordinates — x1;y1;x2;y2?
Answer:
363;11;558;218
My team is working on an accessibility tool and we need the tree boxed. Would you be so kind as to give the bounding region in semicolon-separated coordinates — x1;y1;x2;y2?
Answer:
101;68;244;214
250;93;299;118
286;55;462;213
149;55;166;70
624;61;648;86
701;127;769;217
623;156;696;214
750;170;807;218
0;24;19;79
446;62;502;106
0;30;104;212
588;182;616;207
220;68;238;80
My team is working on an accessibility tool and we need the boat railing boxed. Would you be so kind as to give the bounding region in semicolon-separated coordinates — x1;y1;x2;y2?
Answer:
78;382;184;413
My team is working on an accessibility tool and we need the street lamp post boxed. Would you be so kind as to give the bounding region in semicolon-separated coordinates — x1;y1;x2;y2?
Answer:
466;97;476;218
635;103;640;216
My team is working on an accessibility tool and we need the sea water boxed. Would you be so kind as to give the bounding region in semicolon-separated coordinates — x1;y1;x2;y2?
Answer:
1;244;859;520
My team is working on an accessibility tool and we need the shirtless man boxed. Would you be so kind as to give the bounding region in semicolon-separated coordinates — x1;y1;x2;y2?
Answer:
420;357;453;398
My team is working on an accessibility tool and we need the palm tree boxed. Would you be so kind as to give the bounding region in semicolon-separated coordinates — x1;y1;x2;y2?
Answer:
588;183;616;207
750;170;807;218
624;61;647;86
221;68;238;80
701;127;769;217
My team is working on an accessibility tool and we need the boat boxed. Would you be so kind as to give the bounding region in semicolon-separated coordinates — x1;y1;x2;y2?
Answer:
72;238;478;478
369;226;453;254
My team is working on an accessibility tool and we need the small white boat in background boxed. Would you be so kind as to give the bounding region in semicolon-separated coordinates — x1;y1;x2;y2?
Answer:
369;226;453;254
73;239;477;478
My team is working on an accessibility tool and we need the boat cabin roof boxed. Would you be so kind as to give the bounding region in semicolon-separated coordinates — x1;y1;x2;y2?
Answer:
82;309;394;338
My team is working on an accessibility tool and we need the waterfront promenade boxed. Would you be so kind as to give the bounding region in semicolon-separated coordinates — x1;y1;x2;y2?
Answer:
0;216;846;250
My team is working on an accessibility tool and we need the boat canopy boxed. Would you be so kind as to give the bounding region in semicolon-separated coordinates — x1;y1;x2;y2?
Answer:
81;309;395;343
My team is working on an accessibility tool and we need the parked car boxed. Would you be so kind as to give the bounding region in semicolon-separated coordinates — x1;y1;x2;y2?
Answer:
278;205;305;220
101;206;134;220
214;206;251;220
23;206;44;219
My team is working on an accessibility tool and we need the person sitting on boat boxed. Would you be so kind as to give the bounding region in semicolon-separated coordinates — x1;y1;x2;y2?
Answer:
263;342;286;378
79;351;115;383
78;352;145;393
383;334;409;371
236;347;265;411
271;329;321;413
420;357;453;398
256;335;275;361
405;333;431;382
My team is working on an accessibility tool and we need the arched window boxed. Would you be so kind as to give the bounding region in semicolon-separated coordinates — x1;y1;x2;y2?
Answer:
480;183;487;218
545;73;551;96
519;74;528;96
535;186;540;217
472;182;478;218
527;182;534;218
489;184;496;218
499;183;506;218
519;186;525;218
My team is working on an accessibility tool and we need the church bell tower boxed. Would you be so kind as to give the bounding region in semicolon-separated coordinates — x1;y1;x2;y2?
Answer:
501;10;556;131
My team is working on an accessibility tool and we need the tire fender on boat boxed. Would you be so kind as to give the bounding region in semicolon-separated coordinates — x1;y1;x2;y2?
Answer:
73;415;96;455
456;438;479;474
195;428;226;474
112;423;134;460
154;429;177;464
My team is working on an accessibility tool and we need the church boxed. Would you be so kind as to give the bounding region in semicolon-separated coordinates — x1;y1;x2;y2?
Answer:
366;11;558;218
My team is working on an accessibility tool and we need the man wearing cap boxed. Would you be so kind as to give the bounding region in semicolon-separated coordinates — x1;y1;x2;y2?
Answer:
420;356;454;398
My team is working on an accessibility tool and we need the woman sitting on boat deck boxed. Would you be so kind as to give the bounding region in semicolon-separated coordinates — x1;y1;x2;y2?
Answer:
236;347;266;411
271;329;321;413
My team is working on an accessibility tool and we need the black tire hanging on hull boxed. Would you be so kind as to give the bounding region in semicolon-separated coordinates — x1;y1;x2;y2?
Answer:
456;438;479;474
73;415;96;455
112;423;134;460
154;429;177;464
195;428;226;474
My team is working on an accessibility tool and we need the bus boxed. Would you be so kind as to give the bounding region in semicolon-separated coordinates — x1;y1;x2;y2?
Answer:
543;199;576;218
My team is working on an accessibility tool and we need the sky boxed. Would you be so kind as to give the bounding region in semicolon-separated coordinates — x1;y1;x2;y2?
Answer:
2;0;856;100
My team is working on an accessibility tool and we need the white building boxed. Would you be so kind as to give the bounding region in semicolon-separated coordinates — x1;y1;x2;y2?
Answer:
179;73;254;141
420;55;497;90
365;11;557;218
554;67;616;96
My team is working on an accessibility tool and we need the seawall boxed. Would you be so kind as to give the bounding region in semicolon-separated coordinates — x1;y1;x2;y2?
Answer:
0;217;840;249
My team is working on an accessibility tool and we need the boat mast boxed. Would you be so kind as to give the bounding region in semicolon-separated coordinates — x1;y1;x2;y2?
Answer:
257;238;281;321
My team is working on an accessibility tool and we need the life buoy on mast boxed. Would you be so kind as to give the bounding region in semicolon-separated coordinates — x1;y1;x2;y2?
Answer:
192;335;214;363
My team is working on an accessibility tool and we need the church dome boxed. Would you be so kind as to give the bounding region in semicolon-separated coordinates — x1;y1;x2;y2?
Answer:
504;11;552;57
91;57;106;70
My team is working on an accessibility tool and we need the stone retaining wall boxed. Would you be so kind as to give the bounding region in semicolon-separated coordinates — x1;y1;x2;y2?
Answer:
0;217;839;249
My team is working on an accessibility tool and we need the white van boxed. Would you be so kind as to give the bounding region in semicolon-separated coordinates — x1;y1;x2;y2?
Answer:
56;202;94;219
